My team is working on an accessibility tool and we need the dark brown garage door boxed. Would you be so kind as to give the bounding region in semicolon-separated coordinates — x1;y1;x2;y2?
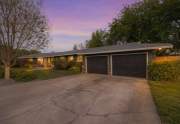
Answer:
112;53;147;78
87;56;108;74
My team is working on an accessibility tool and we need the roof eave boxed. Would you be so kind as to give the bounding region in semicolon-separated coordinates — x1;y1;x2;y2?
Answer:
18;44;173;59
80;45;173;55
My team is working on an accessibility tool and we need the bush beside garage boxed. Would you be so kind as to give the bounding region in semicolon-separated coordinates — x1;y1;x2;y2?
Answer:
149;56;180;81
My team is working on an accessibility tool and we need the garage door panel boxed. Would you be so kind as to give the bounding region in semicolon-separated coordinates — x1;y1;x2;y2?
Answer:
87;56;108;74
112;54;146;78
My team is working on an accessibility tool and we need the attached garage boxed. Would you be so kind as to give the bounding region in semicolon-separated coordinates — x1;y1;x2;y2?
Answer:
86;56;108;74
112;53;147;78
86;53;147;78
83;43;173;79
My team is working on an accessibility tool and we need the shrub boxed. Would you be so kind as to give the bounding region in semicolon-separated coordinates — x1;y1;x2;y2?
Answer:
68;66;81;73
67;61;76;69
75;62;82;71
148;61;180;81
54;59;68;70
54;59;82;71
24;62;33;69
11;69;37;82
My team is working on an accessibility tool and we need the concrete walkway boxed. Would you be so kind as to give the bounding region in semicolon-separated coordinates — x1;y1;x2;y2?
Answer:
0;74;161;124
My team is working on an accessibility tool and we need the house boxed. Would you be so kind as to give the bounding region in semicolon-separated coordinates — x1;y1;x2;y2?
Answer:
19;43;173;78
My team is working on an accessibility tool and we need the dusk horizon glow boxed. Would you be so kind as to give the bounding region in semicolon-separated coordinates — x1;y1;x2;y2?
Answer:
42;0;138;52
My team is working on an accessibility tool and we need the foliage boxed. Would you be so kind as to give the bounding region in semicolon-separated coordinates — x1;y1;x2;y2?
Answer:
11;69;37;82
54;58;82;71
68;66;81;73
68;62;82;72
148;61;180;81
75;62;83;71
73;44;78;50
53;59;69;70
86;29;107;48
3;49;40;68
67;61;76;69
107;0;180;48
82;0;180;50
0;0;49;79
9;68;80;82
13;59;30;68
149;81;180;124
16;49;41;57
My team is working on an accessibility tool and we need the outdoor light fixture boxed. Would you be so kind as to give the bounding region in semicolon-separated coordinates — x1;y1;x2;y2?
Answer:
158;48;162;50
69;56;74;61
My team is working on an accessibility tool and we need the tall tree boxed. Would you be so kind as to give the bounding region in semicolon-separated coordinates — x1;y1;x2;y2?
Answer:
78;42;86;50
73;44;78;50
17;49;41;56
86;30;107;48
107;0;180;49
0;0;49;79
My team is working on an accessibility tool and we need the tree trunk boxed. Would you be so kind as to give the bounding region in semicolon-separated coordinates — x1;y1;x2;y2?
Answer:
4;65;10;80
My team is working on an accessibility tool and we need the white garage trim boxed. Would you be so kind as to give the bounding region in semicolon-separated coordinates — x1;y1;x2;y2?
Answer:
110;54;112;76
85;56;87;73
146;52;149;79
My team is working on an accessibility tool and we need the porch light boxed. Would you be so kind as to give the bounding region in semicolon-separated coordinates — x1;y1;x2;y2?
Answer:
158;48;162;50
69;56;74;61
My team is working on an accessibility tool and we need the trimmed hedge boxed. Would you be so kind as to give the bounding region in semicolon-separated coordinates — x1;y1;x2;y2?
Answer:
148;61;180;81
11;69;37;82
0;68;37;81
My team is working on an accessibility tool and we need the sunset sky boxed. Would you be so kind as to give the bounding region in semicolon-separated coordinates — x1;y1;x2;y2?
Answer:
43;0;137;52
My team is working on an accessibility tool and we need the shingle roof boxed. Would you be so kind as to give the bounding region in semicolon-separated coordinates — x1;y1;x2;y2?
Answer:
19;43;173;59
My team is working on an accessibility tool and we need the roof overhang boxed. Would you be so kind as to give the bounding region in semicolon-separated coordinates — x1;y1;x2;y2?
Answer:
19;43;173;59
80;44;173;55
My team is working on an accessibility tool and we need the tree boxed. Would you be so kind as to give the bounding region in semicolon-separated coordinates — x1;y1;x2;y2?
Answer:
86;30;107;48
0;0;49;80
73;44;78;50
73;42;86;50
17;49;41;56
107;0;180;49
78;42;86;50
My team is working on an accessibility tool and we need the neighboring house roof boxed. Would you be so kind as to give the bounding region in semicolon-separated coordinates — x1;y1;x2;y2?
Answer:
19;43;173;59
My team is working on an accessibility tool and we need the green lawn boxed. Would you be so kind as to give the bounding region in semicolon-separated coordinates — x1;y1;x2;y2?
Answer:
149;81;180;124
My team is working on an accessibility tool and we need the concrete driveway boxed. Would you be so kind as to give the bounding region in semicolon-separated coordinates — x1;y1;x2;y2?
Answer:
0;74;160;124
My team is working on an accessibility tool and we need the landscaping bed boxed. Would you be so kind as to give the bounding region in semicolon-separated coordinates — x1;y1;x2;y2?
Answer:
0;68;81;82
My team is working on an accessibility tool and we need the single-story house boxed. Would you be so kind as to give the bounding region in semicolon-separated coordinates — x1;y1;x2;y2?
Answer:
19;43;173;78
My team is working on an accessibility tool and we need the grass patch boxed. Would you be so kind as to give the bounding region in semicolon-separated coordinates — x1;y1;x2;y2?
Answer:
149;81;180;124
